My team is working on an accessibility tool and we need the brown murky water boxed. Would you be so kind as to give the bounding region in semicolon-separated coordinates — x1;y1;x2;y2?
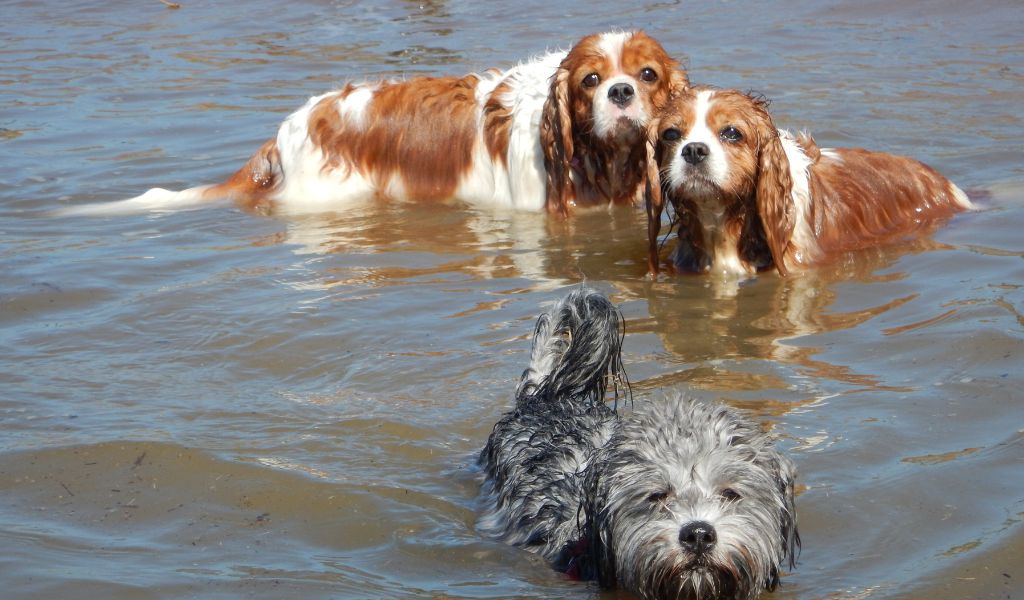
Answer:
2;1;1023;598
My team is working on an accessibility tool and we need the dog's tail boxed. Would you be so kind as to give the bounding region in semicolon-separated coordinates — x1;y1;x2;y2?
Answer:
53;139;281;217
516;286;629;407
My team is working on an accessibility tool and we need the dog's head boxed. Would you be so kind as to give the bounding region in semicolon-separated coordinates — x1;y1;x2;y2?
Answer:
542;31;687;214
583;397;799;599
646;87;797;276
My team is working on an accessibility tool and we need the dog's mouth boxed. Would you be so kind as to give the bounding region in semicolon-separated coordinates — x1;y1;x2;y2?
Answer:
603;113;646;139
669;575;730;600
673;167;721;195
612;107;646;124
664;170;721;205
648;561;743;600
593;100;648;144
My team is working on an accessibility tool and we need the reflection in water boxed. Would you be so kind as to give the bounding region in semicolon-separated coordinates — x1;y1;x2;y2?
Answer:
269;201;981;405
266;202;653;292
629;236;962;370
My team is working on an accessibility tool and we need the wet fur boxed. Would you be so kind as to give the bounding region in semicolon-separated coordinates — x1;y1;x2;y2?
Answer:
478;287;800;599
646;87;972;277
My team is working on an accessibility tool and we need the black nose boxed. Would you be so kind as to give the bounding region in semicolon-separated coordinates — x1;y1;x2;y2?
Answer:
607;82;635;107
681;142;710;165
679;521;717;555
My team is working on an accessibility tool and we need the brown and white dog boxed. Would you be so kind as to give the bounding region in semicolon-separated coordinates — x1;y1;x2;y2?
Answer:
61;31;684;218
645;87;973;277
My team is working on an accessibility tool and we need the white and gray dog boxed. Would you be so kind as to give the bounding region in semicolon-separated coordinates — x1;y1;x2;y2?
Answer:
478;287;800;599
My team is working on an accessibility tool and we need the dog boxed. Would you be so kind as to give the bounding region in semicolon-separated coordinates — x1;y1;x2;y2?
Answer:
644;86;973;277
58;31;685;218
478;287;800;599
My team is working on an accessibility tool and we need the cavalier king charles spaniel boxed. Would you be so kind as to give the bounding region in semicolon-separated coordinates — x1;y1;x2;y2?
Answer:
645;87;973;277
62;31;685;217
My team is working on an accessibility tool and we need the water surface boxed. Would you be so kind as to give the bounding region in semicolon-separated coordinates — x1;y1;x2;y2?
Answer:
2;1;1023;598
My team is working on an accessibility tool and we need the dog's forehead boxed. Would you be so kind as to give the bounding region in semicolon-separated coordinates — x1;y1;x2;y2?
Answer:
655;97;697;135
622;399;774;487
567;32;674;78
659;87;731;130
620;32;673;73
693;89;730;130
657;435;755;480
595;31;628;70
662;103;692;128
699;89;766;135
563;34;618;76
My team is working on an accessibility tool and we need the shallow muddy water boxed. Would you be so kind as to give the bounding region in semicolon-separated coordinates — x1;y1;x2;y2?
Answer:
2;1;1023;598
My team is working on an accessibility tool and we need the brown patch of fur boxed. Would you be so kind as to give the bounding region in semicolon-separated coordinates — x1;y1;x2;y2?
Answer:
541;65;575;216
213;138;282;212
644;135;665;274
483;79;513;167
805;147;965;256
309;76;480;201
796;132;820;162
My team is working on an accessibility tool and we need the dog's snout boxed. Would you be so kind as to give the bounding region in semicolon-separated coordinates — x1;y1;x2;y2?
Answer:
607;82;635;107
679;521;717;555
681;142;710;165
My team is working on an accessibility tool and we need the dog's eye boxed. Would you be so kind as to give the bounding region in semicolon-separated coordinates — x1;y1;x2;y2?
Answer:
646;490;670;504
720;488;742;502
639;67;658;83
661;128;682;142
720;126;743;143
582;73;600;88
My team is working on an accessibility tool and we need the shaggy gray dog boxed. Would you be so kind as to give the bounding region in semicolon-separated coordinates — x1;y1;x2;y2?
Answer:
478;287;800;599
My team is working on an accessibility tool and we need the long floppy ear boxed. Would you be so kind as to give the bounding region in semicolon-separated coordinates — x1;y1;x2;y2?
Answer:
580;467;618;588
644;119;665;276
541;67;574;216
762;450;801;590
754;107;795;276
776;453;801;573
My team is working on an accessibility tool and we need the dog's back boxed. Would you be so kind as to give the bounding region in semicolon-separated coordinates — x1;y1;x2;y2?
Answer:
799;139;972;257
477;287;627;562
